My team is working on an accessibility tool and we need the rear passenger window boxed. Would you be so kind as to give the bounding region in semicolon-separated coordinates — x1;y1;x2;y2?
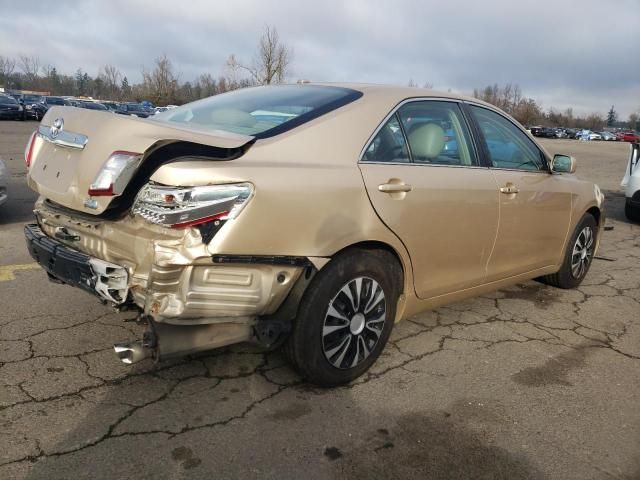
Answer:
470;106;546;171
362;114;410;163
397;101;477;166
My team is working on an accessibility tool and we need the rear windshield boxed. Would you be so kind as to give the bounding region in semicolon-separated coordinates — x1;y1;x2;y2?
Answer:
155;85;362;138
81;102;107;110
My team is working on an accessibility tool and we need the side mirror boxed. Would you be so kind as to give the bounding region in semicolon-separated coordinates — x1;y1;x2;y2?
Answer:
551;154;576;174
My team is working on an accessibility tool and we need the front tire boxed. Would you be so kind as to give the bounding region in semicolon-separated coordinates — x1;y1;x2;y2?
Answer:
541;213;597;289
286;249;400;386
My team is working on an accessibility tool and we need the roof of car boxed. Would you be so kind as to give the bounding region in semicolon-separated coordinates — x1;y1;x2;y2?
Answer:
308;82;492;108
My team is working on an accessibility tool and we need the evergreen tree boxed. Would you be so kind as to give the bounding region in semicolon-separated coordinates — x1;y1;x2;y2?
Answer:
121;76;131;99
607;105;617;127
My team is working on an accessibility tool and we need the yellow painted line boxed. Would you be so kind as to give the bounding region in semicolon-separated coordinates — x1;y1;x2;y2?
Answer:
0;263;40;282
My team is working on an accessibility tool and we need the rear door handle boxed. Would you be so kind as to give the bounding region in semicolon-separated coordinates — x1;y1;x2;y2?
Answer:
378;183;413;193
499;184;519;194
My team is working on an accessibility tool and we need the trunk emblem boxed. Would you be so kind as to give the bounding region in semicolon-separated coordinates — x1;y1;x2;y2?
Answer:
50;118;64;139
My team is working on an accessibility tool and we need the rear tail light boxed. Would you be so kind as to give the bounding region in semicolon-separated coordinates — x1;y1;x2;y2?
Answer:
88;151;142;196
132;182;254;229
24;131;37;167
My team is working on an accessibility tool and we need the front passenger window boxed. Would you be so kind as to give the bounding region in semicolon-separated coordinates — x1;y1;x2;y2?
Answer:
470;106;545;171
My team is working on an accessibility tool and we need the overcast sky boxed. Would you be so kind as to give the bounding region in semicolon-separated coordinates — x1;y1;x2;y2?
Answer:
2;0;639;117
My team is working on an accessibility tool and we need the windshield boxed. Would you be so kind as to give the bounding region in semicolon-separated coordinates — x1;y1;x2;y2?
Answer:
46;97;66;105
155;85;362;138
24;95;42;103
0;95;17;104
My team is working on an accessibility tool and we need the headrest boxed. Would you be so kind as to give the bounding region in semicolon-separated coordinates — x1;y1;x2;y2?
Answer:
209;109;257;128
408;123;445;159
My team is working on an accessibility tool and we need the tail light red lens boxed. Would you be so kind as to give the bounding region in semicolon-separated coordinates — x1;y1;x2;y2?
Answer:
88;151;142;197
24;131;37;167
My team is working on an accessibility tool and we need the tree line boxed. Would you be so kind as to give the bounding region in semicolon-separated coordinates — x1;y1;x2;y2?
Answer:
472;83;638;131
0;26;292;106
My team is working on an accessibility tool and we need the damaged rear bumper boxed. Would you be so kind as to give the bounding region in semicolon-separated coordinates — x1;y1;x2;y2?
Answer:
25;210;314;364
25;223;129;304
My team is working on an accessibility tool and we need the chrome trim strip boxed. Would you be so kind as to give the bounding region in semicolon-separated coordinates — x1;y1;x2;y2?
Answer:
359;161;489;170
38;125;88;150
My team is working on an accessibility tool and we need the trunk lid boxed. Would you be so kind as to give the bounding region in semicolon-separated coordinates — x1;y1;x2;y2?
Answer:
28;106;254;215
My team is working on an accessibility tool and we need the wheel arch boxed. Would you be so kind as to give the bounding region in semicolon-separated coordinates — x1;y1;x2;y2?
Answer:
328;240;407;296
586;205;601;225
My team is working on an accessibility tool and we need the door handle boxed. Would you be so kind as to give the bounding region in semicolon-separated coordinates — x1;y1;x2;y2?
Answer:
378;183;413;193
500;184;519;194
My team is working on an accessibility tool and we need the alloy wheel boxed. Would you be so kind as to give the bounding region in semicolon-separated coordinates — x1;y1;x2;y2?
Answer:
322;276;386;369
571;226;594;279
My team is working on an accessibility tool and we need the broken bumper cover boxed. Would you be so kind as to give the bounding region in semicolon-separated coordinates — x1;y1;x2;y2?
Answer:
24;223;129;304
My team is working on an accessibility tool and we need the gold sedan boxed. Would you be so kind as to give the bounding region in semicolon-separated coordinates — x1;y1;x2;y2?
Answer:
24;84;604;386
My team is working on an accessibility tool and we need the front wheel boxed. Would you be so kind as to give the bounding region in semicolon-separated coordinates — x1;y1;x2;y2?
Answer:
541;213;597;289
286;249;401;386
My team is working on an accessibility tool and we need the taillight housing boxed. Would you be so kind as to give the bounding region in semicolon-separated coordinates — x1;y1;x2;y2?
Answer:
88;151;142;196
24;131;37;167
132;182;254;229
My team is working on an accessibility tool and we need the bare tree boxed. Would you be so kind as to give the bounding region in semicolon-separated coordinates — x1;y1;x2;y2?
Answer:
142;54;179;105
0;56;16;83
100;64;122;96
628;113;639;131
584;112;604;131
19;54;41;81
231;25;292;85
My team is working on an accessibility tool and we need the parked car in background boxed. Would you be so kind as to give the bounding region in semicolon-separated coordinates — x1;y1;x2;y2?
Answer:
554;128;568;139
565;128;580;139
600;132;617;141
42;96;71;110
77;101;109;111
0;93;24;120
539;127;556;138
619;131;640;143
0;158;7;206
24;84;604;385
530;126;543;137
621;142;640;222
116;102;153;118
102;101;120;112
588;132;603;141
577;130;602;141
15;94;47;120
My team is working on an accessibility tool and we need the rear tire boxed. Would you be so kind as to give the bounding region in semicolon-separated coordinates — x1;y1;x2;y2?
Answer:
625;200;640;223
541;213;597;289
286;249;400;386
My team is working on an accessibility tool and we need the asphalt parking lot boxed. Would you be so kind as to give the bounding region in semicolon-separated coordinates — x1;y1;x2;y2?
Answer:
0;121;638;479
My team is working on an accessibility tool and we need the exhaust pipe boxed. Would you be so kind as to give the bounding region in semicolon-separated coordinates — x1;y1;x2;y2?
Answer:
114;341;152;364
113;320;253;365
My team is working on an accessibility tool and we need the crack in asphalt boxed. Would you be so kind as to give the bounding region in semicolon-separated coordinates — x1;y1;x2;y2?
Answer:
1;219;638;469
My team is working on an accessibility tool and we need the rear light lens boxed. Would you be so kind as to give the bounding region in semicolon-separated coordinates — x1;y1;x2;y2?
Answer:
88;151;142;196
132;182;254;229
24;131;37;167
